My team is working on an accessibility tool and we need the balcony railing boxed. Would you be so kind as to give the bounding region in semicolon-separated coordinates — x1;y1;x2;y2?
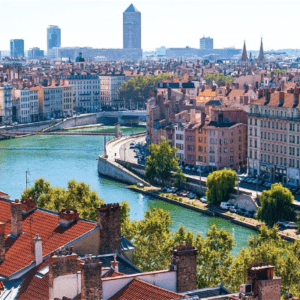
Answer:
247;112;300;121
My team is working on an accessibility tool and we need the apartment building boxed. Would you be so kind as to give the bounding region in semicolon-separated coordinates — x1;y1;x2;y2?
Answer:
63;74;100;113
248;89;300;186
63;85;74;117
13;88;30;123
99;71;125;108
29;89;39;122
31;85;63;120
174;124;185;162
0;83;12;125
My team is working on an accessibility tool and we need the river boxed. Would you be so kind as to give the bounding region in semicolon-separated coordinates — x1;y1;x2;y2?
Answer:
0;126;256;256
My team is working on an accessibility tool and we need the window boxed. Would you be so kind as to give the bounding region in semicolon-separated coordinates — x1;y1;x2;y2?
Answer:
224;148;228;153
187;136;194;142
250;118;252;125
250;150;252;158
209;156;215;163
230;156;233;162
198;156;203;162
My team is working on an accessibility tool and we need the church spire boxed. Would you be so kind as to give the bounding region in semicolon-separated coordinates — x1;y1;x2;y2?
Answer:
258;37;265;61
241;40;248;61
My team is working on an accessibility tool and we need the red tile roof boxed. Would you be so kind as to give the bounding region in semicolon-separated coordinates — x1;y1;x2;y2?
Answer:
0;199;97;278
109;278;185;300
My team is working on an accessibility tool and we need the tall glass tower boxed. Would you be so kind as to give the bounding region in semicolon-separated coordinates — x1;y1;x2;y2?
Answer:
123;4;141;49
47;25;61;55
10;39;24;57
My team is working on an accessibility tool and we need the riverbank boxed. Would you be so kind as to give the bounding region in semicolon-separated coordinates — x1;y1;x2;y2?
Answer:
127;185;298;243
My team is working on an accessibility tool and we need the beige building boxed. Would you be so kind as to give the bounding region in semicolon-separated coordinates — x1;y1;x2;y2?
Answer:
63;85;74;117
248;89;300;186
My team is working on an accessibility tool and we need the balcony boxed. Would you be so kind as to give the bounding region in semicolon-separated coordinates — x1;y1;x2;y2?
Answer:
247;112;300;122
79;92;91;96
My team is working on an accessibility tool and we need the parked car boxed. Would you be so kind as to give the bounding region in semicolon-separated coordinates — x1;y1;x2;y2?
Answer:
236;208;244;215
189;193;196;199
296;190;300;195
181;191;189;197
129;142;135;148
200;196;207;203
137;183;144;188
185;166;191;171
276;220;286;226
244;211;253;218
258;180;264;186
229;206;237;213
284;222;298;229
220;202;233;210
170;187;178;193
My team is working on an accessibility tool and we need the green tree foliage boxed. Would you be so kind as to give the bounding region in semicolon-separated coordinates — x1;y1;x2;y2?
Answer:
133;207;174;271
206;169;237;205
204;73;234;85
120;200;138;241
228;225;300;298
117;73;175;109
257;183;294;226
145;138;180;187
21;178;105;221
172;168;186;188
196;224;234;288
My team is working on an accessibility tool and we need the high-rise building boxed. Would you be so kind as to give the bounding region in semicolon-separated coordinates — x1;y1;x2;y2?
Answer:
28;47;44;59
47;25;61;56
10;39;24;57
123;4;141;49
200;37;213;50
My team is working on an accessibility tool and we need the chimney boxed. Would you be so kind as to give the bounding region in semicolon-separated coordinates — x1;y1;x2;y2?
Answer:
21;197;37;215
293;88;299;108
170;242;197;293
33;234;43;266
212;85;216;92
81;255;102;300
0;222;5;263
59;208;80;228
168;87;172;100
264;90;271;105
11;199;22;237
279;91;285;106
246;263;281;300
110;253;119;272
49;248;78;300
97;203;121;254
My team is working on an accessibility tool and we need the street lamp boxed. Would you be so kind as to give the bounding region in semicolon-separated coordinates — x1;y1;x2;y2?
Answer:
124;147;126;162
196;161;203;192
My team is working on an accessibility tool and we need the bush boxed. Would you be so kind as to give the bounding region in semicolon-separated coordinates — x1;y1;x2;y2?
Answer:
179;197;183;202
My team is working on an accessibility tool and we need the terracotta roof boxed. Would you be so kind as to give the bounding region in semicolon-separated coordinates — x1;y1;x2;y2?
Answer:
0;199;97;278
228;89;246;98
0;280;4;290
252;91;300;108
0;191;9;198
17;257;84;300
109;278;185;300
197;89;216;97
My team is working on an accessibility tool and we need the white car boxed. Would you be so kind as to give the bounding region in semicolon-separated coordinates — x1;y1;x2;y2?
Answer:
200;196;207;203
220;202;233;210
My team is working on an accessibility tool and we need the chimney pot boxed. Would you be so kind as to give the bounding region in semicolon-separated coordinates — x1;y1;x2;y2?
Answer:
33;233;43;266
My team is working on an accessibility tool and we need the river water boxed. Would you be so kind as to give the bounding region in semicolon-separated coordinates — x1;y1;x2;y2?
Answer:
0;126;256;256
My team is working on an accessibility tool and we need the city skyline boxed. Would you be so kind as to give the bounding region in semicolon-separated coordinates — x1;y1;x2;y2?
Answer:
1;0;300;53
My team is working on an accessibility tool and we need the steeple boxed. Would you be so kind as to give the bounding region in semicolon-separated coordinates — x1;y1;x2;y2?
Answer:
241;41;248;61
258;37;265;62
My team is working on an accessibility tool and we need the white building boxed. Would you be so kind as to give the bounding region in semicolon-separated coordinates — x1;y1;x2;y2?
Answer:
13;88;30;123
62;74;101;113
0;83;13;125
174;123;185;163
29;89;39;122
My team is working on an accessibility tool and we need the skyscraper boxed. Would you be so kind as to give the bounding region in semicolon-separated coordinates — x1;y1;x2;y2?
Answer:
47;25;61;55
10;39;24;57
123;4;141;49
200;37;213;50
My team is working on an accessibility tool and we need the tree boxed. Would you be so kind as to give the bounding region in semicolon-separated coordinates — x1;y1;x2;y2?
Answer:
206;169;237;205
257;183;294;226
172;168;186;188
133;207;173;271
22;178;105;221
120;200;138;241
145;138;179;187
196;224;235;288
117;73;175;109
204;73;234;85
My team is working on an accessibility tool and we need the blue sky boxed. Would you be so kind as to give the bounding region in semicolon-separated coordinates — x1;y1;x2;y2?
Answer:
1;0;299;52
